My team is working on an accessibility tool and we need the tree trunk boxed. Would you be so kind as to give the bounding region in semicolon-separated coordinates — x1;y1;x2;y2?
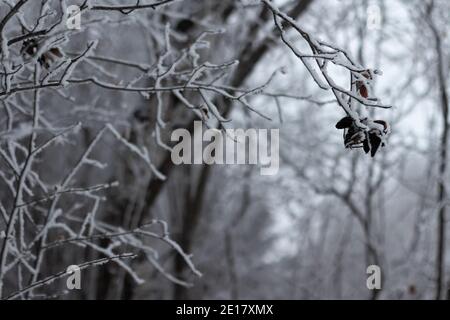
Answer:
429;6;449;299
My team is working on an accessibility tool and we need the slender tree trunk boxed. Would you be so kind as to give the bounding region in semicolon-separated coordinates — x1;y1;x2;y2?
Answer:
224;232;239;299
429;8;449;300
173;165;212;299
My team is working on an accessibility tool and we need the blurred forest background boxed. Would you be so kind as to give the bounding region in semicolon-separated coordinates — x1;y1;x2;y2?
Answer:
0;0;449;300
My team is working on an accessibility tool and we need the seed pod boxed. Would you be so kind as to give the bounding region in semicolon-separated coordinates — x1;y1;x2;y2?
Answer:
20;39;64;69
359;83;368;98
373;120;389;133
361;69;373;80
21;39;39;57
363;137;370;154
368;133;382;157
335;116;353;129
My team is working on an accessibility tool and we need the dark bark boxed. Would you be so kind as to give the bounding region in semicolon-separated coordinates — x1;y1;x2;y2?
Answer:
173;164;212;299
434;27;449;301
426;1;449;300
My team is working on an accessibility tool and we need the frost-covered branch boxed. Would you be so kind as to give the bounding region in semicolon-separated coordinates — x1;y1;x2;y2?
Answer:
263;0;392;157
4;253;137;300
